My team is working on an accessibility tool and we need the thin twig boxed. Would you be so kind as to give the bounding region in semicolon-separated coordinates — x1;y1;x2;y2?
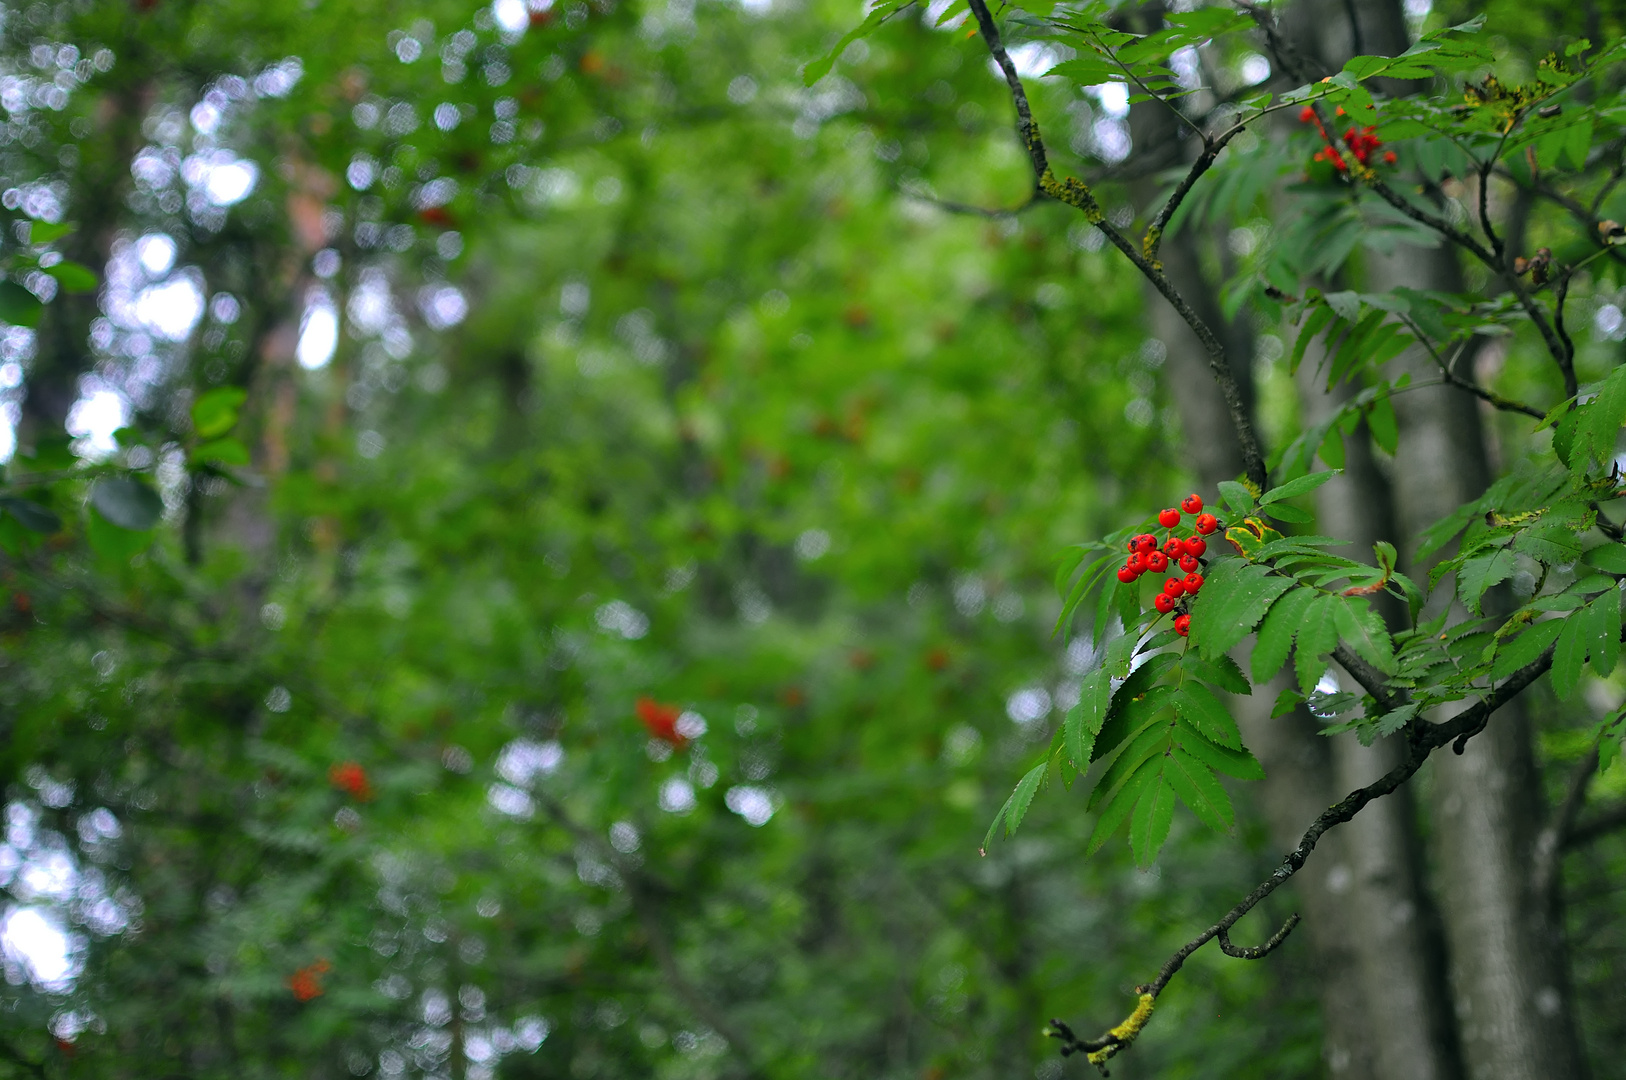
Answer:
1217;912;1301;959
1397;314;1547;420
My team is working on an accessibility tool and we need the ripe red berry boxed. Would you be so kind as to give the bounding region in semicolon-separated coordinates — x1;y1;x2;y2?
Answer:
1184;572;1204;593
1134;534;1157;554
1183;537;1207;558
1162;537;1184;558
1174;613;1191;636
1158;508;1180;528
1127;538;1139;554
1181;493;1203;514
1127;552;1147;574
1195;513;1218;535
1178;554;1199;573
1383;150;1397;164
1163;577;1185;597
1146;551;1169;573
1154;592;1177;614
1298;105;1315;123
1117;566;1137;584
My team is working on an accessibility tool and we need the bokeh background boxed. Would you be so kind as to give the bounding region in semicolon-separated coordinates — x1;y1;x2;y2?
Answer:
0;0;1621;1077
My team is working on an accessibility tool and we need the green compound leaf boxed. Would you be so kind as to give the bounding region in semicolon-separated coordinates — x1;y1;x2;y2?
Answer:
1173;683;1241;750
1087;755;1158;856
1188;560;1296;659
1456;548;1515;615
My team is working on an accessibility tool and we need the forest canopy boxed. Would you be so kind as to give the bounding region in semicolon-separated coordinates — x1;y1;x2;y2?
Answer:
0;0;1623;1077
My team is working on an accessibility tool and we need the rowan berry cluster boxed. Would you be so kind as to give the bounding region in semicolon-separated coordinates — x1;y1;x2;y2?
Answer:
328;761;373;801
1298;106;1397;171
1116;493;1218;637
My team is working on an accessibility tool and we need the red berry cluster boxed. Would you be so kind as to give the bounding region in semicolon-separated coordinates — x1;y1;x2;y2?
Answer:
287;958;331;1002
1298;106;1397;171
328;761;373;801
1116;493;1218;637
637;696;689;748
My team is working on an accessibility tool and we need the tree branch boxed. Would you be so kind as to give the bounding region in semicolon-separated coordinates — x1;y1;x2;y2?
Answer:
966;0;1268;490
1049;643;1554;1067
1565;800;1626;848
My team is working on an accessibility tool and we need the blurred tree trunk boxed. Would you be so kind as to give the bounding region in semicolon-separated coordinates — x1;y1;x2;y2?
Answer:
1366;240;1587;1080
1278;0;1587;1071
1295;364;1464;1080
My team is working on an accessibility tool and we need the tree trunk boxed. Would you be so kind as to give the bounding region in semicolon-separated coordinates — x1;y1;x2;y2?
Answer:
1366;238;1588;1080
1295;363;1464;1080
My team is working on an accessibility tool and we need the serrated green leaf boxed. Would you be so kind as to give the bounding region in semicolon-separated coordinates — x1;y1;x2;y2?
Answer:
1261;468;1338;504
1129;774;1175;867
802;0;909;86
1295;594;1340;694
1332;596;1395;673
1166;747;1234;831
982;760;1048;851
1416;501;1478;559
1186;654;1250;695
1063;668;1111;767
1491;618;1563;682
1457;548;1515;614
1252;585;1315;682
1172;717;1264;779
1086;756;1158;856
1552;610;1587;698
1587;586;1621;677
1173;683;1241;749
1584;544;1626;573
1271;688;1304;717
1089;715;1172;808
1188;560;1296;659
1217;480;1255;516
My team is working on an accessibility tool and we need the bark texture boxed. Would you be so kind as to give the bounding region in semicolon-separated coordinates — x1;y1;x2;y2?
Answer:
1367;239;1587;1080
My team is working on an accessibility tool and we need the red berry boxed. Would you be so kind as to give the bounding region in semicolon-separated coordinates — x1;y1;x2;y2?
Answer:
1298;106;1315;123
1195;513;1218;535
1174;613;1191;636
1117;566;1137;584
1163;537;1184;558
1127;552;1147;574
1158;508;1180;528
1154;593;1177;614
1134;534;1157;555
1127;539;1139;553
1383;150;1397;164
1146;551;1169;573
1181;493;1203;514
1163;577;1185;597
1184;572;1204;593
1178;554;1199;573
1183;537;1207;558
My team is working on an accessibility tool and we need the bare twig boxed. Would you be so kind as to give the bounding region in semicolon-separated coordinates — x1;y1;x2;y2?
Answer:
1218;912;1302;959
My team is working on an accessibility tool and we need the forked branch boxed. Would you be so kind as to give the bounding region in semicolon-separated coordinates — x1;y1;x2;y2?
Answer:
965;0;1268;491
